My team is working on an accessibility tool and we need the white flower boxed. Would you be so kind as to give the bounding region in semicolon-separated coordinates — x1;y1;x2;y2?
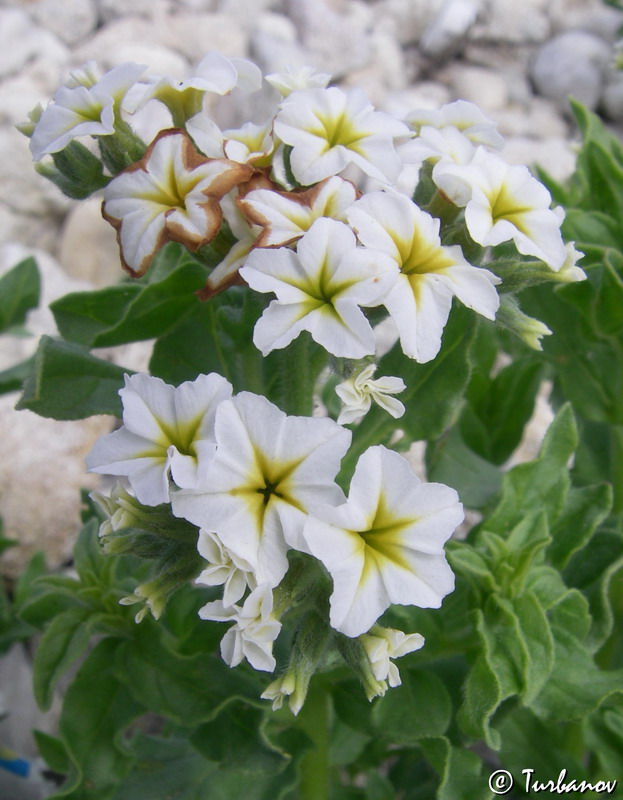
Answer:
404;100;504;151
434;148;568;270
102;129;252;277
29;61;146;161
197;190;262;300
90;481;145;541
196;530;256;607
239;175;358;248
261;672;301;713
171;392;351;588
360;625;425;697
336;364;406;425
273;86;410;185
187;113;274;165
265;65;332;97
130;51;262;124
303;445;462;638
86;372;232;506
200;584;282;672
557;242;587;282
240;217;399;359
347;191;500;363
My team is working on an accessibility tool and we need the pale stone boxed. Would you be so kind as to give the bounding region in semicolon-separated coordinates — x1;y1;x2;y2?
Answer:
0;204;59;254
163;13;249;61
420;0;482;60
494;98;569;140
548;0;623;42
502;136;577;182
98;0;173;21
342;19;408;104
447;63;509;111
59;198;123;288
216;0;283;17
472;1;550;44
374;0;445;46
0;8;69;79
30;0;98;45
0;126;71;216
109;43;188;80
250;14;315;75
383;83;452;118
286;0;373;77
75;14;248;67
530;31;611;112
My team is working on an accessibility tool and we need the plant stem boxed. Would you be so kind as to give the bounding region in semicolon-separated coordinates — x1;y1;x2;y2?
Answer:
297;679;331;800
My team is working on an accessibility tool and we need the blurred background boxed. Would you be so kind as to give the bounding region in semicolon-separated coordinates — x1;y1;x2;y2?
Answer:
1;1;622;794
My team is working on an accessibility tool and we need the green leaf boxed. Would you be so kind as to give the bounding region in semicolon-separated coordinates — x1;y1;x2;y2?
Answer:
523;284;621;425
0;355;35;395
511;593;555;704
426;426;502;511
457;609;511;750
150;288;261;390
0;257;40;332
484;404;577;534
498;708;587;788
562;209;622;265
421;738;492;800
50;638;141;800
563;529;623;649
462;358;542;465
17;335;128;419
34;730;71;775
113;621;260;727
382;305;476;443
371;668;452;744
548;484;612;569
191;703;288;776
51;251;209;348
33;606;93;711
585;705;623;776
531;592;623;721
111;732;304;800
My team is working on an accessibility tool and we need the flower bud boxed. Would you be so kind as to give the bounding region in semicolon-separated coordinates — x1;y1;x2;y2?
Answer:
496;296;552;351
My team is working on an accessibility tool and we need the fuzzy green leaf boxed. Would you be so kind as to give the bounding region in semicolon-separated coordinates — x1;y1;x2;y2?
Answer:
371;669;452;744
17;335;128;419
0;257;40;332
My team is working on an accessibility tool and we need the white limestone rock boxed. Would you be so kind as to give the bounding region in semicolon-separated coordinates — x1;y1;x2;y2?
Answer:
472;0;550;44
383;83;452;118
286;0;373;78
0;204;59;254
447;63;509;112
0;8;68;79
29;0;98;45
502;136;577;182
0;126;71;216
98;0;174;21
495;97;569;140
530;31;611;112
419;0;482;60
373;0;445;46
59;198;123;288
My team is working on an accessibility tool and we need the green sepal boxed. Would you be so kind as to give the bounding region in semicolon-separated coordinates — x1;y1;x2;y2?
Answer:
36;140;110;199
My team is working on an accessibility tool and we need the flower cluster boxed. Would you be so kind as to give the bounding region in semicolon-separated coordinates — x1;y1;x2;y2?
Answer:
24;50;588;713
21;52;585;374
87;372;462;708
